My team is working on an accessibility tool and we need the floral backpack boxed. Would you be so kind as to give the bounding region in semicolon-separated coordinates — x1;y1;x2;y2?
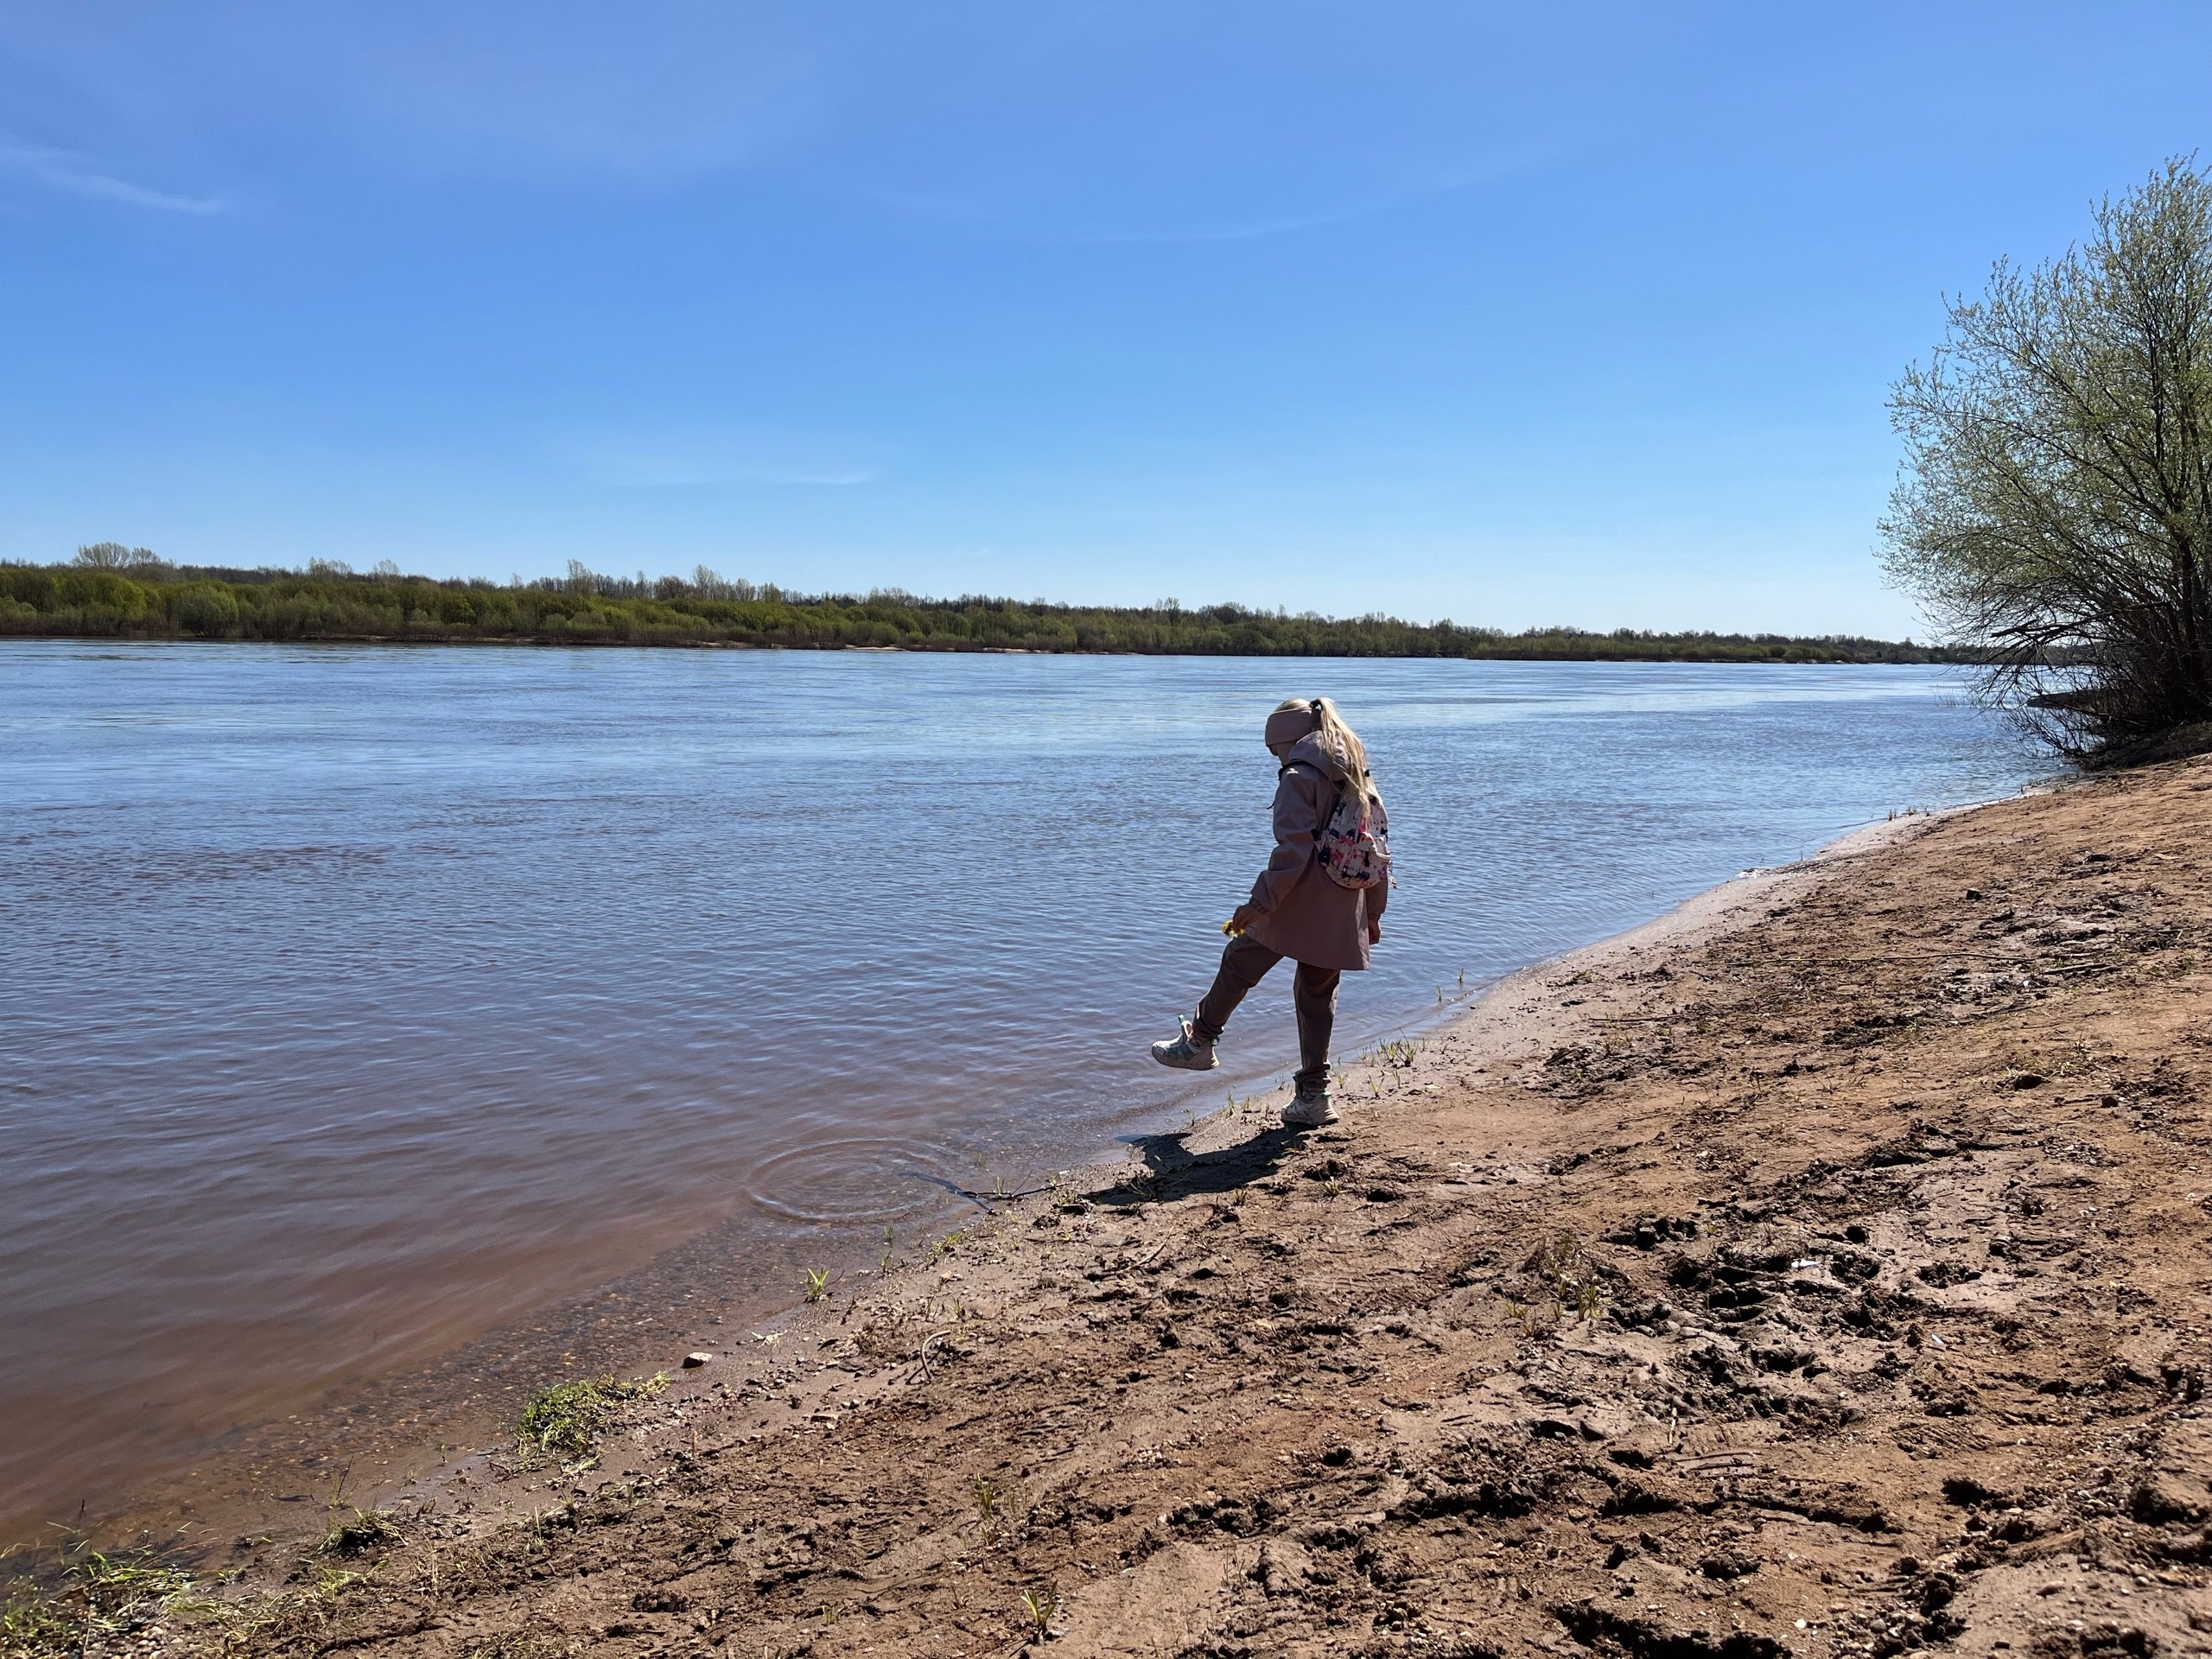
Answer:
1296;766;1390;890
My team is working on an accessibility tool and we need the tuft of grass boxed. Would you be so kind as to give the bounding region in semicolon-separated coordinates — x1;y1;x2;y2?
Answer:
1;1576;73;1658
972;1475;1001;1522
1020;1585;1060;1634
1;1544;200;1659
515;1373;668;1466
321;1507;402;1556
804;1267;830;1304
461;1634;571;1659
1524;1232;1606;1320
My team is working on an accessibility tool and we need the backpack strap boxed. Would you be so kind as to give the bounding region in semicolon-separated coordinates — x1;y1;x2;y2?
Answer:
1279;760;1343;842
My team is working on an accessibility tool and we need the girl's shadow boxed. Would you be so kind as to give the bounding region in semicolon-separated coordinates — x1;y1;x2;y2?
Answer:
1088;1125;1306;1205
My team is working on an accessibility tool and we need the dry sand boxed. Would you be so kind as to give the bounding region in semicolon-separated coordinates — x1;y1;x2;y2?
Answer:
113;754;2212;1657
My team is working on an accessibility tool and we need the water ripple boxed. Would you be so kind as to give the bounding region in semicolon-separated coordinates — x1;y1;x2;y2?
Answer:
738;1135;988;1226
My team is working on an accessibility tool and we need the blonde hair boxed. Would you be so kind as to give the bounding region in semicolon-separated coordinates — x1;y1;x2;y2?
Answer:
1272;696;1381;809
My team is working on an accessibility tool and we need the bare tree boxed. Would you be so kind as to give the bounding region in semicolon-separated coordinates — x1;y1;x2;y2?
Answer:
691;565;757;601
73;542;160;569
1882;158;2212;758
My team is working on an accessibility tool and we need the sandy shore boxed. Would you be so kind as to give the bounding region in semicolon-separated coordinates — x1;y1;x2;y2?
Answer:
51;754;2212;1659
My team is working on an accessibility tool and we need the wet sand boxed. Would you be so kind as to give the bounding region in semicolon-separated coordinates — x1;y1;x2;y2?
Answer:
89;753;2212;1657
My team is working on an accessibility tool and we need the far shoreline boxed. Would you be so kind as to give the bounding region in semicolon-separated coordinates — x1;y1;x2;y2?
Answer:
0;632;1980;666
2;559;1978;665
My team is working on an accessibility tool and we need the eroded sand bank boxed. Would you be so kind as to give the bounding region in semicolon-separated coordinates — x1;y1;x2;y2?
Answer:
146;755;2212;1657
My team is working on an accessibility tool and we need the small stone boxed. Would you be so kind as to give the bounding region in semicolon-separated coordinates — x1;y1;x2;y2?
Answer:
683;1351;714;1368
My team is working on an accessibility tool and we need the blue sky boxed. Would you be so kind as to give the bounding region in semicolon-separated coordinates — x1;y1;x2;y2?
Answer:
2;3;2208;633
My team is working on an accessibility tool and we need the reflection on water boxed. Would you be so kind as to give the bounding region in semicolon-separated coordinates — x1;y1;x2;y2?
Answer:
0;643;2037;1531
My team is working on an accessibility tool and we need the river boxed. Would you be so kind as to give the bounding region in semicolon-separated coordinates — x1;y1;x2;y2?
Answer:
0;642;2037;1535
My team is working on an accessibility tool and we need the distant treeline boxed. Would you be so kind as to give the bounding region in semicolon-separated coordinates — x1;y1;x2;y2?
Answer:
0;552;1974;664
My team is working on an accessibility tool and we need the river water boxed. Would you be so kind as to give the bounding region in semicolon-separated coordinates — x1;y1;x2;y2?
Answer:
0;643;2037;1534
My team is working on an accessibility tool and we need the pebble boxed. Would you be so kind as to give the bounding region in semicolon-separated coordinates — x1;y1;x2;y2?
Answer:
683;1351;714;1368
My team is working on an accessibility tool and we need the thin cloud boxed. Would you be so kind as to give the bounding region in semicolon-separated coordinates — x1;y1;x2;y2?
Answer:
0;141;224;213
1055;149;1549;247
1072;201;1406;246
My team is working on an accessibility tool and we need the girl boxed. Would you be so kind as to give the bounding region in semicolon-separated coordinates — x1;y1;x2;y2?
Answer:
1150;696;1389;1128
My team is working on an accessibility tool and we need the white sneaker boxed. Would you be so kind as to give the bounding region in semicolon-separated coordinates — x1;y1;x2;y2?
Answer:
1149;1016;1218;1071
1281;1085;1338;1128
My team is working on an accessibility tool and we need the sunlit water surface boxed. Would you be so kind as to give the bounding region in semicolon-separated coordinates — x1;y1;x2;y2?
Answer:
0;644;2038;1529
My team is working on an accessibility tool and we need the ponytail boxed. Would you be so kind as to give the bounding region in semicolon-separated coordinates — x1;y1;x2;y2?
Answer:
1270;696;1381;810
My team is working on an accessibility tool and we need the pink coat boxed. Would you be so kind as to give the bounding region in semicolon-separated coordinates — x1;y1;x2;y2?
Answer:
1243;733;1387;972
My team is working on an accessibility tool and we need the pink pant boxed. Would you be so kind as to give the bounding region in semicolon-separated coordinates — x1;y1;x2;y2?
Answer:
1192;935;1338;1090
